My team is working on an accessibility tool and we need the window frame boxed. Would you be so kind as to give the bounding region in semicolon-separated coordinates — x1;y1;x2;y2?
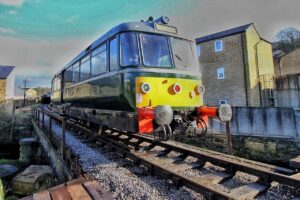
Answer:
214;40;223;52
217;67;225;79
219;99;227;105
170;37;199;70
109;36;119;71
91;43;108;77
79;54;91;81
120;32;140;67
139;32;173;68
63;65;73;88
72;62;80;83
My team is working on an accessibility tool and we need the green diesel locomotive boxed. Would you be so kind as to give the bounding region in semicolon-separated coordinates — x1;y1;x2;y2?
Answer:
51;16;231;141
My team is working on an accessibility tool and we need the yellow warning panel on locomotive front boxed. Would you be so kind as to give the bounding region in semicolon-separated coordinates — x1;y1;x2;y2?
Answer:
135;77;204;108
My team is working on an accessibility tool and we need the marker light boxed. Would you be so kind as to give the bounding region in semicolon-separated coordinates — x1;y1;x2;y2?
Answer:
173;83;181;94
190;91;195;98
141;82;151;93
197;85;205;94
161;16;170;24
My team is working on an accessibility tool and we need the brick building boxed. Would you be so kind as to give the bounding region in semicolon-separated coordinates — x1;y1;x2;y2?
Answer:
0;66;15;101
196;23;275;107
273;48;300;76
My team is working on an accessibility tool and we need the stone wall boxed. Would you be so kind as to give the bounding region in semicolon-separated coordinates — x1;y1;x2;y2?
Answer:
275;73;300;107
275;48;300;76
207;106;300;140
175;133;300;163
0;80;6;102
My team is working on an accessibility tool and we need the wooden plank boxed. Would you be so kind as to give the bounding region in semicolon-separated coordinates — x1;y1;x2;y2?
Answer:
201;172;232;184
83;181;113;200
228;183;268;200
65;177;86;186
290;157;300;169
33;190;51;200
19;195;33;200
291;173;300;180
49;184;72;200
66;184;92;200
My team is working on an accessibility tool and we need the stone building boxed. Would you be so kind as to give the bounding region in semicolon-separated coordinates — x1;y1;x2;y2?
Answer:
196;23;275;107
0;66;15;101
273;48;300;76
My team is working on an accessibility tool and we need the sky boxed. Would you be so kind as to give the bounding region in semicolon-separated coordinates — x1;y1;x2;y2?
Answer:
0;0;300;89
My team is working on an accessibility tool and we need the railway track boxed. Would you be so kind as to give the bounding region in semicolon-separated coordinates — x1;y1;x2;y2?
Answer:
34;107;300;200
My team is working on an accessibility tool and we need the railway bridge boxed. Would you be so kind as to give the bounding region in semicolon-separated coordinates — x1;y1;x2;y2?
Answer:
19;107;300;199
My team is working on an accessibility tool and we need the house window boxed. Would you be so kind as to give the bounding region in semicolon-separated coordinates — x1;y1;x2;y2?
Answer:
196;45;201;57
217;67;225;79
214;40;223;52
219;99;227;105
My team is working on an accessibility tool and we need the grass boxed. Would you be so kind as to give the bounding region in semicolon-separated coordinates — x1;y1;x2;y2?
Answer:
0;159;19;165
0;179;4;200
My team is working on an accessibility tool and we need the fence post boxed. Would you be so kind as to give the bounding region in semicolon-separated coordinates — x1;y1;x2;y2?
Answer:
42;112;45;130
49;116;52;139
226;121;232;155
38;110;40;128
61;117;66;160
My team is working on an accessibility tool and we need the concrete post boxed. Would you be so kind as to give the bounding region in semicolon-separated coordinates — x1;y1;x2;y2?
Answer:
19;138;39;164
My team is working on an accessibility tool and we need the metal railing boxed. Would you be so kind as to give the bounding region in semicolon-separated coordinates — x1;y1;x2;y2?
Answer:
32;107;66;160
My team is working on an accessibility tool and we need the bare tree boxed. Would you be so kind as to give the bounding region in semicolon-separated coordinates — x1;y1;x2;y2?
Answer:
275;27;300;52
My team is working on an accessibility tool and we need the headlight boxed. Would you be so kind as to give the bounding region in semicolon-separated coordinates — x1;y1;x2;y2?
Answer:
141;82;151;94
197;85;205;94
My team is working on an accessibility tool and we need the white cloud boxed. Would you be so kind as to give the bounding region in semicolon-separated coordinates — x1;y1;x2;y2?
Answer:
0;36;91;79
0;0;23;7
0;27;15;34
8;10;17;15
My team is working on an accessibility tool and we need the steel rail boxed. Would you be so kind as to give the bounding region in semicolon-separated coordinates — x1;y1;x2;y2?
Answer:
33;107;300;199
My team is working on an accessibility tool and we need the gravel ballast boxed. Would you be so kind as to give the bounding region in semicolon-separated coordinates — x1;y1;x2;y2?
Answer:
39;116;300;199
47;118;204;199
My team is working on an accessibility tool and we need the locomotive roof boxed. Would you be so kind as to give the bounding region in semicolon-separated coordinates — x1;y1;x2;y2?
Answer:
56;20;190;75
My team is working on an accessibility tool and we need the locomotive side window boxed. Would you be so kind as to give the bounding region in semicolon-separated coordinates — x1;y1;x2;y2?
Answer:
63;66;73;87
140;33;172;68
120;32;139;67
109;37;118;71
91;44;107;76
54;77;61;90
80;55;91;81
171;38;198;71
72;62;80;83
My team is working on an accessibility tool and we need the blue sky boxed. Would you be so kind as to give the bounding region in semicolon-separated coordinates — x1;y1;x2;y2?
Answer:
0;0;195;40
0;0;198;91
0;0;300;91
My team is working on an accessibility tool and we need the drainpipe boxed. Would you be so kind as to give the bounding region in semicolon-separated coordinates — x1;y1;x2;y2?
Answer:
241;34;249;106
254;40;263;106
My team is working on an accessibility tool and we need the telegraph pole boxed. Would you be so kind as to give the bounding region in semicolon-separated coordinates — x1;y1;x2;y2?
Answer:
19;79;29;107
